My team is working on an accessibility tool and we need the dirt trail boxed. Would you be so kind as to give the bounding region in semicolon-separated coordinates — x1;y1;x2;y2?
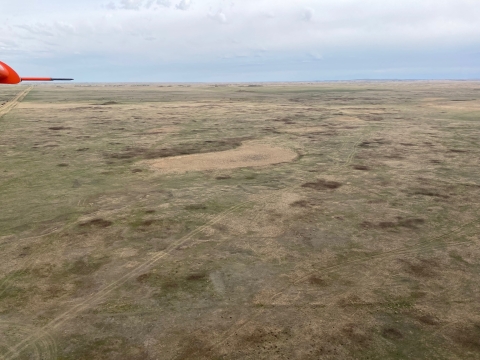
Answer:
2;189;286;360
0;87;32;119
2;124;366;359
203;217;479;356
144;141;298;173
182;125;478;358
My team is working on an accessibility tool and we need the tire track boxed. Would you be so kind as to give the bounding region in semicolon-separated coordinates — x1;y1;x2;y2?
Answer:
204;217;479;354
0;321;57;360
181;125;477;358
2;125;378;358
0;224;77;300
0;87;32;119
2;189;285;359
3;122;366;359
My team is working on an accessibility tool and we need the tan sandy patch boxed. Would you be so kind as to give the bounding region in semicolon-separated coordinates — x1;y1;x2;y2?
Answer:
143;141;297;174
145;126;179;134
330;116;364;122
284;126;326;134
423;101;480;111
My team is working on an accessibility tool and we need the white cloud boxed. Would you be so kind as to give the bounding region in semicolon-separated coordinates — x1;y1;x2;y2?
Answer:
2;0;480;80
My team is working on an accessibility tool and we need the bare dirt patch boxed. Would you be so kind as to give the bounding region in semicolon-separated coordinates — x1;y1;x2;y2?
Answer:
143;141;297;173
78;218;113;228
107;137;250;160
302;179;343;190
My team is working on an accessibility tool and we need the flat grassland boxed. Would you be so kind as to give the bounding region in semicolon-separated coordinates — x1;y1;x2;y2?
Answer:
0;82;479;359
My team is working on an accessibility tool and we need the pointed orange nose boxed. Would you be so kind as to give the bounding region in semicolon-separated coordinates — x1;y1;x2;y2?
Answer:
0;61;21;84
0;64;8;79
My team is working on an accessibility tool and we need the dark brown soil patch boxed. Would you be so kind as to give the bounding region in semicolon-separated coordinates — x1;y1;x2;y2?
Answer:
78;218;113;228
309;275;327;286
132;168;143;173
360;221;374;229
185;204;207;211
140;219;155;226
48;126;70;131
353;165;370;170
399;258;439;278
342;324;371;346
186;272;207;281
361;218;425;230
302;179;342;190
68;257;107;276
398;218;425;228
145;209;156;214
57;163;69;167
382;327;403;340
451;324;480;351
106;136;252;160
411;188;449;198
100;101;118;105
378;221;396;229
417;314;439;326
136;272;162;284
76;147;89;152
216;175;231;180
290;200;310;208
449;149;468;153
174;336;217;360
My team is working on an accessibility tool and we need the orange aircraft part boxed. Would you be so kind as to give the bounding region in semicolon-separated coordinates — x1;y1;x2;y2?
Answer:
0;61;22;84
0;61;73;84
20;77;53;81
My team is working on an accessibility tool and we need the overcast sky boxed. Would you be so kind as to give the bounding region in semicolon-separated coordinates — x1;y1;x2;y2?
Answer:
1;0;480;82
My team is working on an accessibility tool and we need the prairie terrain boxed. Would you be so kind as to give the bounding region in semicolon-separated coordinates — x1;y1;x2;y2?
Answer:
0;81;479;359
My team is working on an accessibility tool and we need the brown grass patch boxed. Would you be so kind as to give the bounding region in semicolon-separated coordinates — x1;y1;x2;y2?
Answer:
361;218;425;230
290;200;310;207
417;314;439;326
451;324;480;351
143;141;297;174
108;137;251;160
411;188;449;198
302;179;342;190
185;272;207;281
78;218;113;228
399;258;439;277
353;165;370;171
381;327;403;340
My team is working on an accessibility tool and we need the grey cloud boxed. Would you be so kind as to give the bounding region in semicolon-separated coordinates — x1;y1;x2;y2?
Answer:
156;0;171;7
302;8;314;22
176;0;191;11
120;0;143;10
55;22;76;35
4;0;480;81
16;24;55;37
209;10;227;23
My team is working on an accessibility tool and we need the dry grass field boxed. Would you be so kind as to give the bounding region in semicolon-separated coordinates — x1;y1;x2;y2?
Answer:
0;81;479;359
